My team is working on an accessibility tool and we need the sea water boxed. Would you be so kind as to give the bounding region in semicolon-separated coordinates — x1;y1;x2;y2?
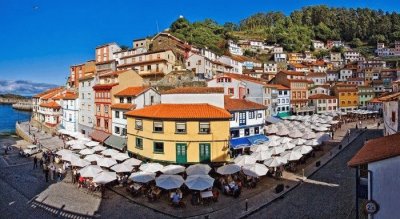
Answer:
0;104;31;133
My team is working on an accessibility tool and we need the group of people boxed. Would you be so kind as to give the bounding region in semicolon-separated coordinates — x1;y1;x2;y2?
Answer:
218;175;242;198
33;153;66;182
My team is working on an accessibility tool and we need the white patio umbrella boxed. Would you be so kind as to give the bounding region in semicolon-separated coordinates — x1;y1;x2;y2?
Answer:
263;157;288;168
250;151;272;161
267;135;281;141
265;140;281;147
290;138;307;145
78;137;91;142
289;130;303;138
139;163;164;173
110;163;133;173
304;139;321;147
216;164;241;175
71;144;86;150
93;171;117;184
97;157;117;168
101;149;119;156
279;137;293;144
85;141;100;147
156;174;184;190
79;165;103;178
302;132;317;140
123;157;142;166
79;148;95;155
293;145;313;155
185;174;215;191
129;171;156;183
66;140;80;146
250;144;269;153
92;145;107;152
242;163;269;177
276;128;290;136
186;164;211;175
71;156;90;167
161;165;186;175
111;153;130;161
61;153;80;162
268;146;285;155
280;150;303;161
58;129;68;135
281;142;296;150
265;125;279;134
234;155;257;166
56;149;73;157
84;154;103;162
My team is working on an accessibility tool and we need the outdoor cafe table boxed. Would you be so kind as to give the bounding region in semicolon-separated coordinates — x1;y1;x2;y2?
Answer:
133;183;142;190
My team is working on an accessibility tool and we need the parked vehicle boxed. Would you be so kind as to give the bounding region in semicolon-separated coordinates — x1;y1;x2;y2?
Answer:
23;145;40;157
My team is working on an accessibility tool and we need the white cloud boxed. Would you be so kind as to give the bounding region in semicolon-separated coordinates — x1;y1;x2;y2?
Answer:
0;80;60;96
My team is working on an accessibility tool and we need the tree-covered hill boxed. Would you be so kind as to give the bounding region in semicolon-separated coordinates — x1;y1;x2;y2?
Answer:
168;5;400;54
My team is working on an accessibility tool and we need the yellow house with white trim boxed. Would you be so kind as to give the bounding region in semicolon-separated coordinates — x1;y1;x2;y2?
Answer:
126;103;231;164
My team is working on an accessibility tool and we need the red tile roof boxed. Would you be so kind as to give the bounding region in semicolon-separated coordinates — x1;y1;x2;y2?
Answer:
221;73;268;85
279;70;305;76
33;87;63;98
265;84;290;90
224;96;267;111
93;83;118;90
111;103;136;110
162;87;224;94
306;72;327;78
90;130;111;143
368;98;382;103
291;63;307;68
40;101;61;109
125;104;231;119
114;87;150;96
378;92;400;102
309;94;337;100
348;133;400;167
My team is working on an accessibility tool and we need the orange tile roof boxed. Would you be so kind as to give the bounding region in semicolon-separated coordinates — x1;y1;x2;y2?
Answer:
40;101;61;109
162;87;224;94
306;72;327;78
265;84;290;90
41;88;64;100
111;103;136;110
221;73;268;85
114;86;150;96
212;60;233;68
279;70;305;76
33;87;63;98
93;83;118;90
309;94;337;100
125;104;231;119
224;96;267;111
368;98;382;103
291;63;307;68
348;133;400;167
378;92;400;102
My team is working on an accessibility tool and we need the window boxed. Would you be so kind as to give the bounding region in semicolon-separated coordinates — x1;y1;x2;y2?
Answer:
244;128;250;136
136;138;143;149
176;122;187;133
115;126;120;134
247;88;250;94
147;65;151;71
104;105;109;113
249;111;255;119
123;113;127;119
122;128;127;136
392;111;396;122
230;130;240;138
127;97;132;103
153;142;164;153
120;97;124;103
97;105;100;112
255;127;259;134
153;121;163;132
105;120;109;129
115;111;120;118
231;113;235;121
82;93;85;99
228;88;234;95
239;112;246;125
135;119;143;130
199;122;210;134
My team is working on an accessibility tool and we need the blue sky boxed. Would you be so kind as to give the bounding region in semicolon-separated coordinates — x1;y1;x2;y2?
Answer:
0;0;398;85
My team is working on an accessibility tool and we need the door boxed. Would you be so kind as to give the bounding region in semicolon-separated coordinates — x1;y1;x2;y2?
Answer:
176;143;187;164
199;143;211;163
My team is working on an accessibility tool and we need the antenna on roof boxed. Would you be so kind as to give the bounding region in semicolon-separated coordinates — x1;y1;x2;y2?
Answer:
156;20;160;33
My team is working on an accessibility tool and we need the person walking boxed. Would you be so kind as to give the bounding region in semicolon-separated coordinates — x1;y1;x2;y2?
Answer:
33;156;38;169
43;164;49;182
72;168;76;184
49;164;55;180
39;157;43;168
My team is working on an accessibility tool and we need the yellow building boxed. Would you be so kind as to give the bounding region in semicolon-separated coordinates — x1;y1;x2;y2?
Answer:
333;84;359;112
126;104;231;164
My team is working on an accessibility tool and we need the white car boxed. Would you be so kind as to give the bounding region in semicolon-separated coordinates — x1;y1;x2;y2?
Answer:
23;145;40;157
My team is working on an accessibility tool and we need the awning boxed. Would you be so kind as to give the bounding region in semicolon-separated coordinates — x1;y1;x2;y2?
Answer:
90;130;111;143
230;137;251;149
104;135;127;151
265;116;282;124
248;134;269;144
277;112;291;118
